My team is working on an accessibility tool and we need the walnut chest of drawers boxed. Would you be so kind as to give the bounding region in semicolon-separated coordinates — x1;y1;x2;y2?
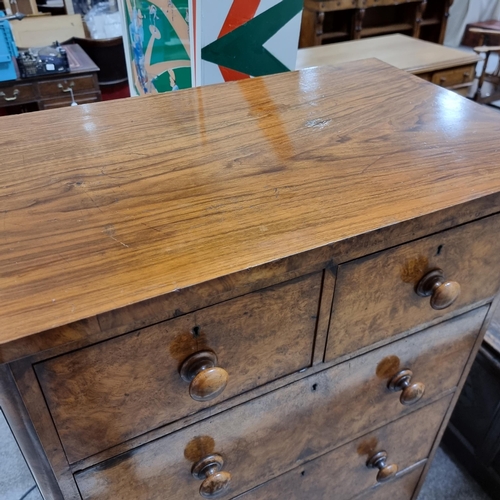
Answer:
1;59;500;500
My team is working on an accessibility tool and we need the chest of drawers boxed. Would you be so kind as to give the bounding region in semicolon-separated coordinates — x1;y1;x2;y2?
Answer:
1;59;500;500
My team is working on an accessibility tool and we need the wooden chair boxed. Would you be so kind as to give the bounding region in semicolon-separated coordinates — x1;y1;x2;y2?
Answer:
470;27;500;105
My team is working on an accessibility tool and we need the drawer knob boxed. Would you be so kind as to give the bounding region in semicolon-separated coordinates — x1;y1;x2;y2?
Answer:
180;350;229;402
388;369;425;405
366;451;398;482
192;453;231;498
416;269;461;310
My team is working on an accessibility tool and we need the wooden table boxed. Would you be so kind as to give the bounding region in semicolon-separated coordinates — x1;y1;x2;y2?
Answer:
0;44;100;113
296;34;481;95
2;60;500;500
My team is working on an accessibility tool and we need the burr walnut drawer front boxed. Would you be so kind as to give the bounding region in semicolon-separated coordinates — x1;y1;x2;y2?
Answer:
326;215;500;363
237;395;451;500
74;308;484;500
37;75;97;97
35;273;322;463
351;463;425;500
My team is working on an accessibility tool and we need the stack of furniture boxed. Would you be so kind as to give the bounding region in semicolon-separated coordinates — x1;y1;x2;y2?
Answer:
300;0;453;47
1;60;500;500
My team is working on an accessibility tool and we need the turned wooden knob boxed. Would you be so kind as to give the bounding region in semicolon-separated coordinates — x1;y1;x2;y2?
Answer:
366;451;398;482
180;350;228;402
192;453;231;498
388;369;425;405
416;269;460;310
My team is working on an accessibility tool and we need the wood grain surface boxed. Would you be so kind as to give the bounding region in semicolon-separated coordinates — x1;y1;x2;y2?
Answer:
296;34;480;74
235;396;451;500
352;462;425;500
3;59;500;344
35;273;321;462
326;214;500;362
74;307;484;499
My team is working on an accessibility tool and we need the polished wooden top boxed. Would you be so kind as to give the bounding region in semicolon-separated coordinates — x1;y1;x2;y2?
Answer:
2;59;500;343
296;34;480;74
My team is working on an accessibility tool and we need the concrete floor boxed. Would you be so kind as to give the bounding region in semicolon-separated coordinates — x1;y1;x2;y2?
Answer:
0;410;42;500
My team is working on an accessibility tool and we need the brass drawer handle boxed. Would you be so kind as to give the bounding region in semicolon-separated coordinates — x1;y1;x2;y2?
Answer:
0;89;20;101
180;350;229;402
192;453;231;498
416;269;461;310
366;450;398;482
388;369;425;405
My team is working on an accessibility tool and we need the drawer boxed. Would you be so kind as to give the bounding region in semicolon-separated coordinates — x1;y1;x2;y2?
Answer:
74;307;484;500
41;92;101;110
37;74;98;97
236;396;451;500
451;85;473;97
417;72;432;82
431;65;475;88
352;462;425;500
0;83;36;106
35;273;322;462
326;215;500;362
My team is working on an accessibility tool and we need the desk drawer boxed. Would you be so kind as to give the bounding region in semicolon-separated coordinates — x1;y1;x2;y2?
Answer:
41;92;101;110
74;307;483;500
237;396;450;500
36;273;322;462
0;83;36;106
37;74;97;97
326;215;500;362
431;65;475;88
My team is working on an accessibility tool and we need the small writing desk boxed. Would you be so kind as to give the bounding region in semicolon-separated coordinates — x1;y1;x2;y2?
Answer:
0;44;100;113
296;34;481;95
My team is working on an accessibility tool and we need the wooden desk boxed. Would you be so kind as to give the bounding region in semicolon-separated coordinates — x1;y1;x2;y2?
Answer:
297;34;481;95
0;44;100;113
2;60;500;500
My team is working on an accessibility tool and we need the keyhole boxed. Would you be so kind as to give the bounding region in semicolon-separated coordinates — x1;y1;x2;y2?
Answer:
192;326;201;337
436;245;443;256
312;384;318;391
